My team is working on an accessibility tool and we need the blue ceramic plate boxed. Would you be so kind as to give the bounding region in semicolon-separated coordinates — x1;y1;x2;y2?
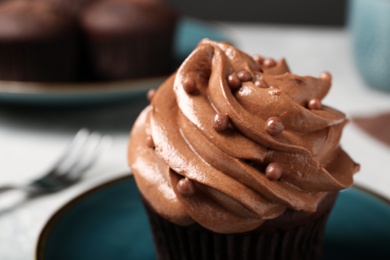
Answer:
36;175;390;260
0;18;230;106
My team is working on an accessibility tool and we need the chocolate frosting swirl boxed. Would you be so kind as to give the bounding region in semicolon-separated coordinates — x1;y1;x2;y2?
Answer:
128;39;359;234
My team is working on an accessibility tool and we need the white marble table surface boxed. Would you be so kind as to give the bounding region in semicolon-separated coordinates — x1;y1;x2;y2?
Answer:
1;22;390;260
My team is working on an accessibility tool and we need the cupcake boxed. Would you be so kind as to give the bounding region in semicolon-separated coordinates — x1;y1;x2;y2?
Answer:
79;0;178;81
0;0;79;82
40;0;97;17
128;39;360;259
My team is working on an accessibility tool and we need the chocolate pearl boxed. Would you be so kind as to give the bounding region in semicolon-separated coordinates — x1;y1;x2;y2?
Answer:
213;113;230;132
253;54;265;64
147;89;156;101
237;70;253;82
146;135;154;148
320;71;332;82
254;73;264;80
265;117;284;135
183;77;197;93
308;98;322;110
263;58;276;68
227;73;241;89
268;88;281;96
254;79;268;88
265;163;283;180
176;177;196;196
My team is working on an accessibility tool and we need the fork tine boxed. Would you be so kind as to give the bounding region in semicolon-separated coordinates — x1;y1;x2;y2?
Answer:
25;129;112;194
47;128;91;176
56;131;101;174
68;134;112;176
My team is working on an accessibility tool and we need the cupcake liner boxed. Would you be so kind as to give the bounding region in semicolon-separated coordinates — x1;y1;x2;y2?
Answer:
79;0;178;81
0;36;78;82
82;27;176;81
143;199;334;260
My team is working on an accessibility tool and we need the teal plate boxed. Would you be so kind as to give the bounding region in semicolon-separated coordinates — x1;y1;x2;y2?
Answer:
0;18;230;106
36;176;390;260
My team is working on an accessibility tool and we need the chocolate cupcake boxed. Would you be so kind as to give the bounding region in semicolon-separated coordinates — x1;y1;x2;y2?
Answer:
40;0;97;17
0;0;79;82
79;0;178;81
128;39;360;259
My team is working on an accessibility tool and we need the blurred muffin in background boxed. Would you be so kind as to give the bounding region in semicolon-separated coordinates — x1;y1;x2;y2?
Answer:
0;0;79;82
79;0;178;81
41;0;97;17
0;0;179;82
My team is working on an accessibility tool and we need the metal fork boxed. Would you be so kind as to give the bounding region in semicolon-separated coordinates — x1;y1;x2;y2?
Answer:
0;129;112;195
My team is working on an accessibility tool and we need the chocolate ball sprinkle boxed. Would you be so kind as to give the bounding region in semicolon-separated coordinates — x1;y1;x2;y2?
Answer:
253;54;265;65
265;163;283;180
146;135;154;148
308;98;322;110
255;79;268;88
227;73;241;89
183;77;197;93
320;71;332;82
268;88;281;96
213;113;230;132
255;73;264;80
265;117;284;135
176;177;196;196
147;89;156;102
263;58;277;68
237;70;253;82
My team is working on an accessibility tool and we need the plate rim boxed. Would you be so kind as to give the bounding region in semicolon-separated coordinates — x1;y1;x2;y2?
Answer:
35;174;390;260
0;77;166;96
35;174;134;260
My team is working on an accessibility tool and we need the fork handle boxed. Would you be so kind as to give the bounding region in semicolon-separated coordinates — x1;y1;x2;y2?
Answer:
0;185;18;194
0;185;35;194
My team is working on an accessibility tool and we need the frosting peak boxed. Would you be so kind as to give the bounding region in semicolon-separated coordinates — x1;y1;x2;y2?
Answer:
128;39;359;234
